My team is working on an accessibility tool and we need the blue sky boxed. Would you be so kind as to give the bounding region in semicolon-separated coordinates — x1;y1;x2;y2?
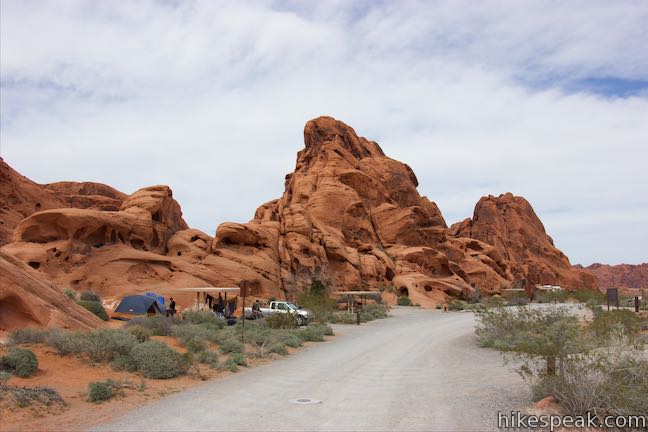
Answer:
1;0;647;265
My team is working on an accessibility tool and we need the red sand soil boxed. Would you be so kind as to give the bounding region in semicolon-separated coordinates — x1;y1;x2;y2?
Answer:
0;334;317;431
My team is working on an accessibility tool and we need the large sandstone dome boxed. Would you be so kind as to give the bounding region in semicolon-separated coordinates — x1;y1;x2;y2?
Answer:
0;116;597;321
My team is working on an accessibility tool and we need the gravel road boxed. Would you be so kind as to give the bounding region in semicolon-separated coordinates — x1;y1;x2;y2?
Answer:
94;307;530;431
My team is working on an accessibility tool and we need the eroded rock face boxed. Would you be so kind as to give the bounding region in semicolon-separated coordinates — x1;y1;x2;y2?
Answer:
1;116;597;313
0;157;127;245
450;193;598;290
0;250;106;331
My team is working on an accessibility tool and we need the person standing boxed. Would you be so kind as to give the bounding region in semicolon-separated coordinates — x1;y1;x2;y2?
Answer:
169;297;176;317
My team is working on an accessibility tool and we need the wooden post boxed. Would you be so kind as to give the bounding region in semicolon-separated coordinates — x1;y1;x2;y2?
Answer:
240;282;247;344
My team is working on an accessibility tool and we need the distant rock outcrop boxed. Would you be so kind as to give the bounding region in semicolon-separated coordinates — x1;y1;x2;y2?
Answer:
579;263;648;290
0;116;599;318
449;193;598;291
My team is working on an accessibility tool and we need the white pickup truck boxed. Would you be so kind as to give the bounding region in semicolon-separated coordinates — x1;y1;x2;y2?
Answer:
243;301;313;325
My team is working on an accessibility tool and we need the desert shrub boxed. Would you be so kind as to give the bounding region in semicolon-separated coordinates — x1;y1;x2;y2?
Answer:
219;338;243;354
297;325;330;342
183;310;224;327
502;291;529;306
195;350;219;368
130;341;189;379
265;313;298;329
590;309;641;338
79;291;101;302
465;288;483;304
276;331;302;348
360;311;375;322
269;342;288;356
88;381;116;403
45;329;85;356
1;348;38;377
9;327;49;345
296;279;336;323
63;288;77;300
112;354;138;372
448;300;467;311
227;353;247;367
570;288;604;305
397;296;412;306
76;300;109;321
484;295;506;307
529;331;648;418
171;324;212;351
126;325;152;343
363;303;388;319
84;329;138;363
534;290;569;304
0;384;65;408
0;371;11;383
126;315;180;336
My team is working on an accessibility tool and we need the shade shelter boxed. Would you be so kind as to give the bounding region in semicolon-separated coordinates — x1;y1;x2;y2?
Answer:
173;287;241;311
331;290;382;313
113;295;165;320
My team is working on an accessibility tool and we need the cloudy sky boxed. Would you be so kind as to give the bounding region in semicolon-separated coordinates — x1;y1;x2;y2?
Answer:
1;0;647;265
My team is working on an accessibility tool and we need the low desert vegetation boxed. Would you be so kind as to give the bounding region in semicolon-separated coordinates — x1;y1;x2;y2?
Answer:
6;313;334;386
0;383;66;408
1;348;38;378
475;305;648;419
88;379;125;403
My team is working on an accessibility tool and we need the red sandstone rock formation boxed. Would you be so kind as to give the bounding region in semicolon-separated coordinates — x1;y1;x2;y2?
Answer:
1;116;598;317
0;250;106;331
449;193;598;290
579;263;648;290
0;158;127;245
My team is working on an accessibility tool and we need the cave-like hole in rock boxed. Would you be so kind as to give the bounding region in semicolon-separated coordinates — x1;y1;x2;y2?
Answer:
190;235;200;242
152;211;161;222
398;287;409;297
177;251;182;256
130;238;145;250
385;267;395;281
35;202;41;210
28;261;40;270
424;285;433;292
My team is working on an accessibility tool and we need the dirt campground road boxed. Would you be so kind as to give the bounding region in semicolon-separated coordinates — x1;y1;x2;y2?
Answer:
94;307;530;432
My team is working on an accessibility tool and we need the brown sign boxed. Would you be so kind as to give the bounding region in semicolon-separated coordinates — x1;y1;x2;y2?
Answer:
606;288;619;309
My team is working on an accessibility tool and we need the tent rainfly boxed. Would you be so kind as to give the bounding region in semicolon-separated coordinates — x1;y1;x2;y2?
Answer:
114;295;165;317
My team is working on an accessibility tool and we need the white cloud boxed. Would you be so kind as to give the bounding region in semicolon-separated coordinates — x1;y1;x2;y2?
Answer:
1;0;647;265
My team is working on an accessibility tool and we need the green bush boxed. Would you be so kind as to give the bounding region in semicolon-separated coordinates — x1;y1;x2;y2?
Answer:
84;329;138;363
569;288;604;305
112;354;138;372
534;290;569;304
88;381;113;403
269;342;288;356
590;309;641;338
63;288;77;300
363;303;388;319
195;350;219;369
130;341;189;379
46;330;85;356
265;313;298;329
296;279;336;323
219;338;243;354
183;310;224;327
276;331;302;348
297;325;330;342
9;327;49;345
502;291;529;306
448;300;467;311
126;325;152;343
2;348;38;377
228;353;247;367
77;300;109;321
126;315;179;336
79;291;101;302
397;296;412;306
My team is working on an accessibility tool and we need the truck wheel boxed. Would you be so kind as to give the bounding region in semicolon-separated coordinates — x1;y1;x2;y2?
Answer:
296;315;306;326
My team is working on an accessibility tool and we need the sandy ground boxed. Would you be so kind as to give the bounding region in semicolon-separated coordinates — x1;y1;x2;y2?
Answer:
94;307;531;432
0;335;301;432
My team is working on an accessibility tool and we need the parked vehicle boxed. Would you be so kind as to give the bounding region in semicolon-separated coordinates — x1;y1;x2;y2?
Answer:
244;301;313;325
